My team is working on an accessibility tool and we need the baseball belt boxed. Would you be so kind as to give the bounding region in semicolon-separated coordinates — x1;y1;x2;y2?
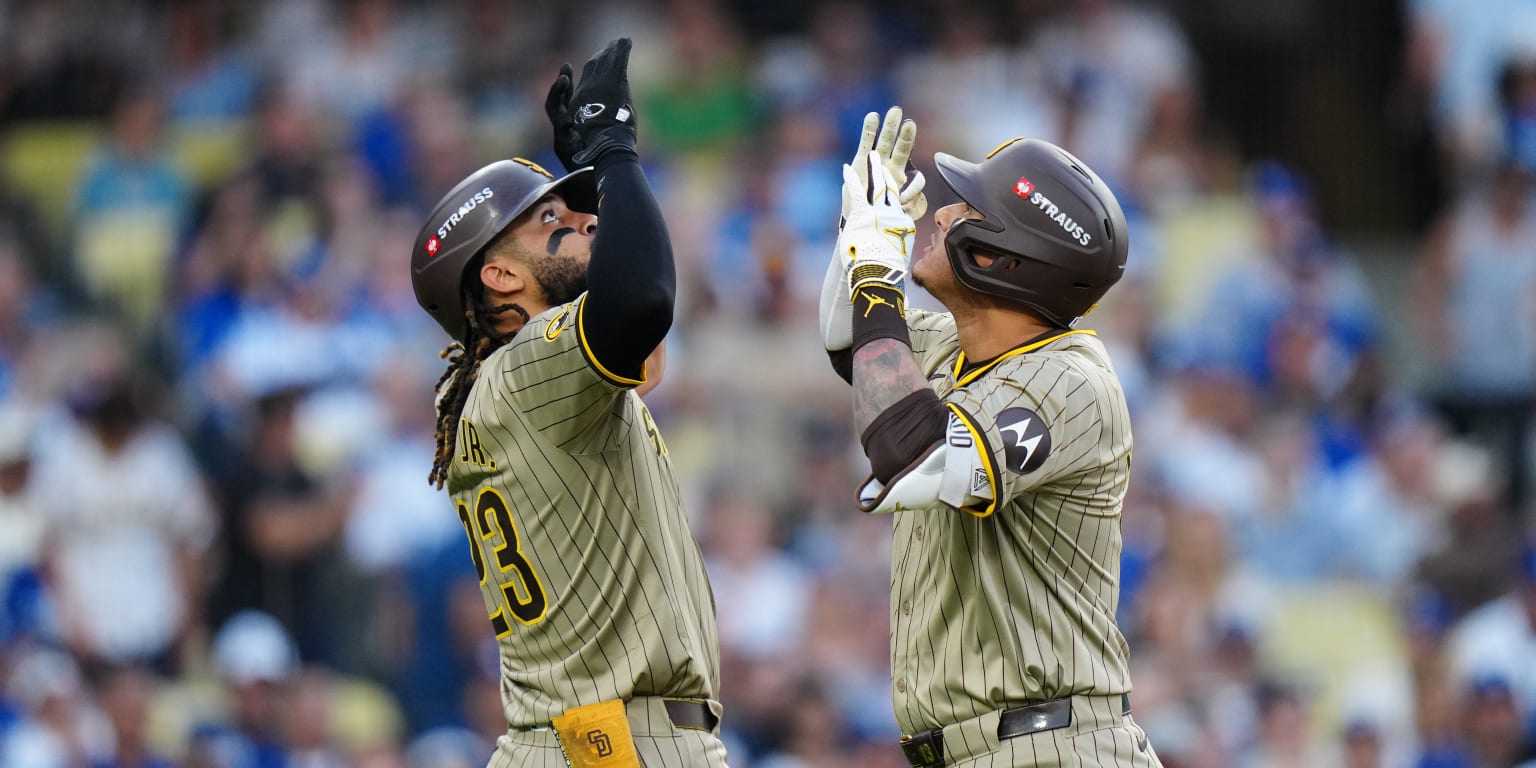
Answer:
661;699;720;732
511;697;719;734
899;694;1131;768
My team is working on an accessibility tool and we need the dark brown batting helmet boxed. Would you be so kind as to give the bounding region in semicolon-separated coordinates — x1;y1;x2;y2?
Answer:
934;138;1128;327
411;158;597;340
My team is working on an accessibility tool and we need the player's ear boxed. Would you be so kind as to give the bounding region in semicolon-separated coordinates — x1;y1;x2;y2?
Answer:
481;258;527;296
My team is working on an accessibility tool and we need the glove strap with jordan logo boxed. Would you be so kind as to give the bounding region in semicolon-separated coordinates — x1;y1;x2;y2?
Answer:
851;283;910;351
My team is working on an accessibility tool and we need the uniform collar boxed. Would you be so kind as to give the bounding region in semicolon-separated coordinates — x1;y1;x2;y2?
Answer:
951;328;1096;387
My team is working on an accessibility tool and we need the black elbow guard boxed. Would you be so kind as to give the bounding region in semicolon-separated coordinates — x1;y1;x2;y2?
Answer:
860;389;949;483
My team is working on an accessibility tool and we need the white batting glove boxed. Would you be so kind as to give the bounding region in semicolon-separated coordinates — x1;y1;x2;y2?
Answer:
839;107;928;226
839;153;916;299
824;108;924;351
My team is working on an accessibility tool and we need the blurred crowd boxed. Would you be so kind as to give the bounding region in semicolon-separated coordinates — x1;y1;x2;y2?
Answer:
1;0;1536;767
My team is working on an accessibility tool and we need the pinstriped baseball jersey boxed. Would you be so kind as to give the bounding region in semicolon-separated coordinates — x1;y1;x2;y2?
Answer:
447;292;721;728
889;311;1134;735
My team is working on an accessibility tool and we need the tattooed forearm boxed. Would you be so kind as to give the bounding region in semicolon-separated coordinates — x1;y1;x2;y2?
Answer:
853;338;931;434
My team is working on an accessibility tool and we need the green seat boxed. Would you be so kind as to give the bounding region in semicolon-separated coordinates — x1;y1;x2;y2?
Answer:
1;120;101;235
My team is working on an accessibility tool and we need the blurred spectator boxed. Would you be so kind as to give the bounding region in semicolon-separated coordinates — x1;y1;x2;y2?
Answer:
1126;70;1216;218
0;262;27;395
33;327;215;670
282;668;348;768
1500;51;1536;173
163;0;261;122
447;0;554;124
0;401;45;644
1339;719;1386;768
337;364;454;682
1197;163;1379;406
702;491;812;661
70;83;190;335
1327;408;1454;588
173;174;285;377
342;365;453;577
642;0;759;157
753;676;858;768
390;540;484;738
1415;161;1536;507
1144;363;1266;525
403;725;486;768
1413;440;1522;617
707;108;842;322
1;646;112;767
1404;0;1536;181
1445;545;1536;725
1414;659;1471;768
1458;675;1534;767
1240;682;1325;768
241;78;323;231
394;81;480;211
0;0;129;120
207;610;299;768
198;385;350;665
754;0;899;158
1026;0;1196;183
896;3;1057;162
92;664;173;768
0;178;69;318
274;0;416;125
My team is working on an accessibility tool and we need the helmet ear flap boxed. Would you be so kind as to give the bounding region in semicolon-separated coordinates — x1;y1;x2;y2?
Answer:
943;219;1078;327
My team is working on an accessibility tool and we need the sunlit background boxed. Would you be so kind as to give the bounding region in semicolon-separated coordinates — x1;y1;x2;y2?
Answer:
0;0;1534;766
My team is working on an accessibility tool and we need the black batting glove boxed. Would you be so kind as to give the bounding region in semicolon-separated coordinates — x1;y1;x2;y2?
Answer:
544;63;583;171
544;38;638;171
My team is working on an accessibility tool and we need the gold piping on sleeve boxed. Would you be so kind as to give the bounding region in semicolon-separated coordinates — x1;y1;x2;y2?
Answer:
946;403;1000;518
575;294;648;387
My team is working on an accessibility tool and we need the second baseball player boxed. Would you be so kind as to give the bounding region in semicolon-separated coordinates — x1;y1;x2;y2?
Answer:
822;108;1161;767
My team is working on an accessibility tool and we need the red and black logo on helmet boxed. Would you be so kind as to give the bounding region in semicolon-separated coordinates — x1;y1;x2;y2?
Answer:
410;158;597;340
935;138;1129;327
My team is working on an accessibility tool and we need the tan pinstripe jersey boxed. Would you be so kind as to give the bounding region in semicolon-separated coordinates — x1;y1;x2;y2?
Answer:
446;293;720;727
887;310;1134;735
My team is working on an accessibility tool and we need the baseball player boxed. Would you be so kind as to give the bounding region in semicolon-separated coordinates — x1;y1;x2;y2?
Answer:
820;109;1161;767
410;39;727;768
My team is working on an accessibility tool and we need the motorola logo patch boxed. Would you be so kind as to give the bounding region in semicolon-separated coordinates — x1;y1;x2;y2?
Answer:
996;407;1051;474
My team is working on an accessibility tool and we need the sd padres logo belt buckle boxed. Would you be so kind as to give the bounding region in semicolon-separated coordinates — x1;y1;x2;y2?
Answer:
899;729;945;767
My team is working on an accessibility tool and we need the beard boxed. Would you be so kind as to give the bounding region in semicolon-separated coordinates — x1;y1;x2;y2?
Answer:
528;252;588;306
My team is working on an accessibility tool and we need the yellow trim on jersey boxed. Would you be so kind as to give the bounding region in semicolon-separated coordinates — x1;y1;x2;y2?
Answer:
951;329;1096;388
946;403;1001;518
575;294;648;387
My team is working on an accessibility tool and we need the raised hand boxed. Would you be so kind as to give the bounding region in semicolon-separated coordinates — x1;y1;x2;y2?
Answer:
545;38;638;171
841;106;927;227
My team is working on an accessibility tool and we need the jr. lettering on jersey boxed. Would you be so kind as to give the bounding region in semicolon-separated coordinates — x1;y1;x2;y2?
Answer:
458;418;497;469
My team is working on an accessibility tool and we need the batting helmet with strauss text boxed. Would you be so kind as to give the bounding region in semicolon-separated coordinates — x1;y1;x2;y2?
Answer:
934;138;1128;327
411;158;597;340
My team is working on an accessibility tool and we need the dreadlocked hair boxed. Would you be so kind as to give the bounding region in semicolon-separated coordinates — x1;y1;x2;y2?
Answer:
428;273;531;489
